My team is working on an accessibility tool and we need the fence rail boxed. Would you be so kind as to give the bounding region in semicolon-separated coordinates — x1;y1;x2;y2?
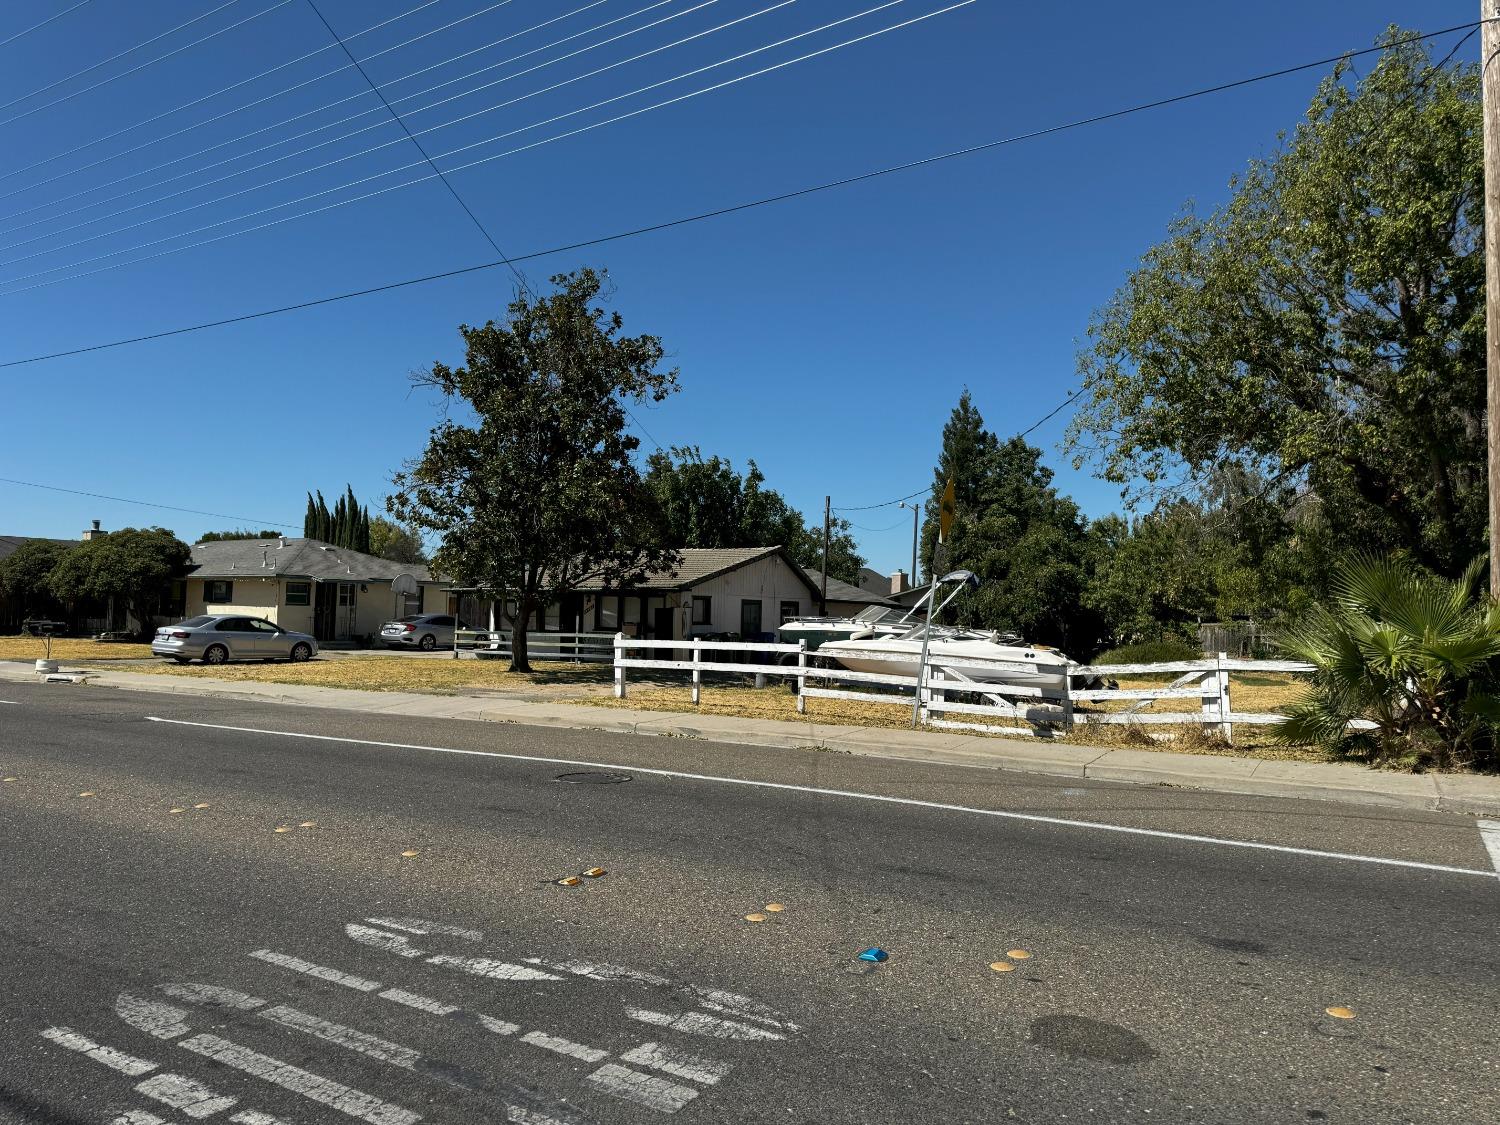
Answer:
460;630;616;663
611;633;1319;742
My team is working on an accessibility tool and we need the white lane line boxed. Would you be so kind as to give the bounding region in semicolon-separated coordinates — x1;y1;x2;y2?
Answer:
117;994;191;1040
694;989;798;1030
144;716;1495;879
625;1007;783;1041
179;1033;419;1125
249;949;381;991
519;1030;608;1063
1479;820;1500;876
378;988;455;1015
506;1110;570;1125
231;1112;295;1125
258;1005;422;1069
426;954;562;981
620;1041;731;1085
113;1111;167;1125
479;1014;522;1036
523;957;670;986
346;923;425;958
40;1027;158;1075
135;1072;239;1118
0;699;21;705
585;1063;698;1113
162;983;266;1010
367;917;483;940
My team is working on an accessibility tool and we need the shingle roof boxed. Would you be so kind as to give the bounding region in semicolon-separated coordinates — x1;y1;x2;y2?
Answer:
187;537;438;583
0;535;73;561
573;546;821;594
803;568;900;607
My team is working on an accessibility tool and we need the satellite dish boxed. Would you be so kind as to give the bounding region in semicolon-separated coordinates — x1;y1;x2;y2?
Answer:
391;573;419;596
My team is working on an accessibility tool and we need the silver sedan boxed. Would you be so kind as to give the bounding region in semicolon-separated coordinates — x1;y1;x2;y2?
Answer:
152;614;318;665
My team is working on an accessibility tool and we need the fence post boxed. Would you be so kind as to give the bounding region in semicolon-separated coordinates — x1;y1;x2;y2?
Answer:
1061;667;1075;733
614;632;627;699
796;640;807;715
691;642;702;706
1217;651;1233;743
1199;661;1218;736
924;667;945;727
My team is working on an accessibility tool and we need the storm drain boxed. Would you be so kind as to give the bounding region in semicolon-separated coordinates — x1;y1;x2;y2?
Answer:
555;771;633;785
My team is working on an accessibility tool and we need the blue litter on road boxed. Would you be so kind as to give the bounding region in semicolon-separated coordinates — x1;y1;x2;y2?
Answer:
857;948;889;963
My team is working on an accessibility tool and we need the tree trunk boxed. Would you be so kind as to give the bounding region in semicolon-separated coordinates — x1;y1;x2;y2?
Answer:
510;591;533;673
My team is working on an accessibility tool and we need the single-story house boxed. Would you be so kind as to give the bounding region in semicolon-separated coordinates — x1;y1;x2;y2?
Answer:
461;546;830;641
801;568;902;619
183;537;447;643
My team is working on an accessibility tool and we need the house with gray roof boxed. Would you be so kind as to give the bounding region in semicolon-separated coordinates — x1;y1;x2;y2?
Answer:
184;537;446;644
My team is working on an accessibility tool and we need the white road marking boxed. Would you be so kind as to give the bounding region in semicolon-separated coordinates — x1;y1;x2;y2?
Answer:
479;1014;522;1036
426;954;562;981
346;923;425;958
40;1027;158;1075
625;1008;783;1041
620;1041;731;1085
377;988;456;1015
585;1063;698;1113
116;994;191;1039
113;1111;167;1125
1478;820;1500;876
524;958;670;986
693;990;798;1030
135;1072;239;1118
145;716;1495;879
179;1033;419;1125
366;917;483;940
230;1113;295;1125
505;1110;574;1125
249;949;381;991
0;700;20;705
519;1031;609;1063
161;983;266;1010
258;1005;422;1070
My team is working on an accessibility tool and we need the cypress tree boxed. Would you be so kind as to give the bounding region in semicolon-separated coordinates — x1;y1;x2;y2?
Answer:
304;493;317;538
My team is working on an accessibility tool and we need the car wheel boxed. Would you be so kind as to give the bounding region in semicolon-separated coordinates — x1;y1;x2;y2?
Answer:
203;644;229;666
289;642;312;663
419;633;437;651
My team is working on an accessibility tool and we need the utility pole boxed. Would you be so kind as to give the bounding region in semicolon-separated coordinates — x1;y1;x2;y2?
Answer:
820;495;830;615
1486;0;1500;595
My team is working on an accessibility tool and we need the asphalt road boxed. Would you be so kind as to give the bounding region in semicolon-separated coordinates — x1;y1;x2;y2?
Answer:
1;680;1497;1125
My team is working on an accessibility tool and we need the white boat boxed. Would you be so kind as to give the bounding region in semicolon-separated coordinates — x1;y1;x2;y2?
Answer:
816;625;1072;693
777;605;910;651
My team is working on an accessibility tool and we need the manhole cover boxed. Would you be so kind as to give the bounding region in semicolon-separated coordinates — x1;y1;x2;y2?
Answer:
555;771;633;785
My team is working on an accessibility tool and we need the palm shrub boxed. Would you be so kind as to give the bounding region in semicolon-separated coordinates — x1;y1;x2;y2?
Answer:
1273;555;1500;771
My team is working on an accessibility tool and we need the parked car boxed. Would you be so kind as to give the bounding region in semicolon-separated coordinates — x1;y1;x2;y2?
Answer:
152;615;317;665
377;613;469;651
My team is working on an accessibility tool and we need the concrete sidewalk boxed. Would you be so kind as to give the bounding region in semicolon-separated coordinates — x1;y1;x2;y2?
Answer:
4;661;1497;815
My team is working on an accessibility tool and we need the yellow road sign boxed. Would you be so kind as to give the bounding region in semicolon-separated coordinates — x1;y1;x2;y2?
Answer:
939;479;956;541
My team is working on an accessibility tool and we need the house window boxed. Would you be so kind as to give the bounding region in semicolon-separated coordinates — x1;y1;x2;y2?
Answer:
204;580;233;604
692;596;712;625
285;581;311;606
595;595;619;630
401;592;421;616
740;599;762;638
779;600;800;625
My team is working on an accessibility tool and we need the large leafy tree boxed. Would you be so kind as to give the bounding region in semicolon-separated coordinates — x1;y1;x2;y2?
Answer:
1066;31;1482;573
390;268;679;672
46;527;190;633
368;517;427;565
0;539;72;621
643;447;865;582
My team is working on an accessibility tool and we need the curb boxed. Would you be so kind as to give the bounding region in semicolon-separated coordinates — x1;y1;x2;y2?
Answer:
3;662;1498;816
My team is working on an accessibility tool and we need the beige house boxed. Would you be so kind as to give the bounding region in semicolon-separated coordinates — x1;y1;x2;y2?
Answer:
184;537;446;644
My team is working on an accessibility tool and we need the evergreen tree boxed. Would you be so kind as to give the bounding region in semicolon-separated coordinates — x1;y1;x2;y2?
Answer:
303;494;317;538
921;390;998;575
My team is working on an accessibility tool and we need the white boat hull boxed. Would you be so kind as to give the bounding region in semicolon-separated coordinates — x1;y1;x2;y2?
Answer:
819;637;1071;693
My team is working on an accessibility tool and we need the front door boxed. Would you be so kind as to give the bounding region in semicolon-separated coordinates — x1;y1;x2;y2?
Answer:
335;583;356;641
313;583;335;643
740;599;762;640
653;607;674;650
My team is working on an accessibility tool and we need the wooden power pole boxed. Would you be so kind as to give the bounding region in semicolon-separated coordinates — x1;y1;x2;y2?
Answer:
820;495;830;615
1486;1;1500;595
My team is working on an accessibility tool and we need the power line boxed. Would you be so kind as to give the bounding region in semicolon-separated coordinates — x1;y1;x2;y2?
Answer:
301;0;527;289
0;0;713;253
0;0;960;293
0;0;797;278
0;476;296;528
0;0;446;190
1017;390;1078;439
0;1;295;131
0;0;93;51
835;488;927;512
0;19;1481;367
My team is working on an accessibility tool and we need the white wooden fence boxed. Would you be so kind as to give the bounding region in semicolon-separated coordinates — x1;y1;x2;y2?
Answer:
613;634;1317;743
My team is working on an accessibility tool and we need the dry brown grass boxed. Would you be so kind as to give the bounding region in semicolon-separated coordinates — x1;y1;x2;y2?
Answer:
0;636;156;662
130;655;614;694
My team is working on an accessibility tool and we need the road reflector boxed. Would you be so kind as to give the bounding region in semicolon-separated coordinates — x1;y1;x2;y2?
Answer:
78;791;95;797
193;803;210;809
556;875;581;886
764;903;785;912
989;962;1015;973
299;821;317;828
1325;1006;1355;1020
401;850;420;858
169;808;185;814
2;777;17;783
582;867;606;877
274;826;290;833
744;913;766;923
1007;950;1031;960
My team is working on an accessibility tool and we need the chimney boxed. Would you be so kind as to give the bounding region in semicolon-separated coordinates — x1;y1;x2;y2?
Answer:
82;519;105;541
891;570;909;595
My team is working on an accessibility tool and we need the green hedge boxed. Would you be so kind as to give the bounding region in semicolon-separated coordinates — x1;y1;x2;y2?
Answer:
1092;638;1203;666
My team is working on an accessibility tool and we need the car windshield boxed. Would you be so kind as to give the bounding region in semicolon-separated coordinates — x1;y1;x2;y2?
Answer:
179;616;214;628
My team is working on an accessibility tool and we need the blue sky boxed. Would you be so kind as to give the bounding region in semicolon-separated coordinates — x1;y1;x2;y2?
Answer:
0;0;1472;573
